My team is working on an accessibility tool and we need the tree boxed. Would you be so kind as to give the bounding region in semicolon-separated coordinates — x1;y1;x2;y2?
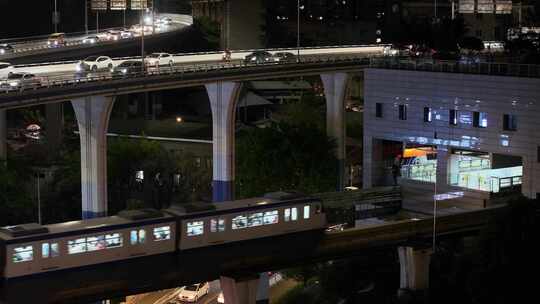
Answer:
192;16;221;50
0;159;36;226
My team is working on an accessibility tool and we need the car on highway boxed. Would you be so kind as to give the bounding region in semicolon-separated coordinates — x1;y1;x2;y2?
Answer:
120;30;134;39
0;72;41;90
244;50;273;64
272;51;296;63
76;56;114;73
0;44;14;55
47;33;66;47
217;291;224;303
111;60;144;76
145;52;174;67
0;62;14;79
82;36;100;44
161;17;173;25
177;282;210;303
106;30;121;41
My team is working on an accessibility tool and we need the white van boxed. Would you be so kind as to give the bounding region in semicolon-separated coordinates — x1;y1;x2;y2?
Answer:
0;62;14;79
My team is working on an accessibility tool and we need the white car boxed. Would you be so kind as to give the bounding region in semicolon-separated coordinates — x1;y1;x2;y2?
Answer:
145;52;174;67
0;72;41;90
120;31;133;39
0;62;14;79
76;55;113;72
177;282;209;302
217;291;224;303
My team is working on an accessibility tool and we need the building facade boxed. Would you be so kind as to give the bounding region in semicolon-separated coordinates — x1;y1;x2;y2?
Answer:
363;68;540;206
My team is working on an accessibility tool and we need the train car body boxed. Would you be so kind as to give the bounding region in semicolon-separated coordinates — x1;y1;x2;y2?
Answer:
0;209;176;279
169;192;326;250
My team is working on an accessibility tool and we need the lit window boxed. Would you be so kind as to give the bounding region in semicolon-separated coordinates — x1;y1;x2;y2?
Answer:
154;226;171;241
130;230;138;245
138;229;146;243
12;246;33;263
218;219;226;232
210;219;217;233
87;235;106;251
105;233;123;248
473;112;487;128
50;243;59;257
42;243;50;258
284;208;291;222
232;215;247;229
291;207;298;221
263;210;279;225
248;212;263;227
398;105;407;120
449;109;458;125
68;238;87;254
187;221;204;236
424;107;432;122
304;205;310;219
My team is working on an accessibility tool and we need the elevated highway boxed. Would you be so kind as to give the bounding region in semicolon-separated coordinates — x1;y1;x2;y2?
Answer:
0;204;505;303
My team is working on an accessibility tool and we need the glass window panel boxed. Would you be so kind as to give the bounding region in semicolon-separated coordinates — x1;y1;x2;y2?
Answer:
130;230;138;245
105;233;123;248
50;243;59;257
87;235;106;251
210;219;217;233
138;229;146;243
284;208;291;222
304;205;310;219
232;215;247;229
12;246;33;263
248;212;263;227
187;221;204;236
68;238;87;254
291;208;298;221
263;210;279;225
153;226;171;241
42;243;50;258
218;219;226;232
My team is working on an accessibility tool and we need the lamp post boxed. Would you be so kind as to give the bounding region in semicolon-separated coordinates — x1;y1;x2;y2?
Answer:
35;172;43;224
297;0;300;62
53;0;59;33
140;8;146;73
84;0;88;34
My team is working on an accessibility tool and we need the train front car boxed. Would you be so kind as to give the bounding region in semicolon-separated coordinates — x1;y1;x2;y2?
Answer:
0;209;176;279
168;191;326;251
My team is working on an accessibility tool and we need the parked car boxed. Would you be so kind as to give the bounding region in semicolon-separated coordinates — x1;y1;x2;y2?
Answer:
111;60;143;76
76;56;113;73
82;36;100;44
0;72;41;90
0;62;14;79
0;43;14;55
244;50;273;64
272;52;296;62
177;282;210;302
145;52;174;67
47;33;66;47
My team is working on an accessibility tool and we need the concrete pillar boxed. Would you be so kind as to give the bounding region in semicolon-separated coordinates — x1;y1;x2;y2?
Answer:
0;109;6;162
220;273;269;304
206;82;242;202
45;102;64;156
398;246;432;296
321;72;349;191
71;96;115;219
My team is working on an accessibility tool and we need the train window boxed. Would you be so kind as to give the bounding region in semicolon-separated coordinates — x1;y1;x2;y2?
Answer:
211;219;226;232
51;243;59;257
130;230;138;245
248;212;263;227
68;238;87;254
187;221;204;236
218;219;226;232
263;210;279;225
139;229;146;243
87;236;106;251
291;207;298;221
284;209;291;222
153;226;171;241
210;219;217;232
105;233;123;248
304;205;310;219
42;243;50;258
12;246;33;263
232;215;247;229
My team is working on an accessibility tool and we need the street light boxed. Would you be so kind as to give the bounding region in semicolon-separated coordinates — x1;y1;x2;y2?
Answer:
297;0;300;62
53;0;59;33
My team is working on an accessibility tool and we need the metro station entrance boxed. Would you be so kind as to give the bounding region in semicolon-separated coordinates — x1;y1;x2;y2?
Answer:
401;144;437;183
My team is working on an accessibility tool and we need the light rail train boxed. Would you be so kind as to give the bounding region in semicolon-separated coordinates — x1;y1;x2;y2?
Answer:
0;192;325;279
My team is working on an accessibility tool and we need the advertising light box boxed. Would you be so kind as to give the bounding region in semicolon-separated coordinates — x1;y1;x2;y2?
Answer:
91;0;108;10
110;0;127;10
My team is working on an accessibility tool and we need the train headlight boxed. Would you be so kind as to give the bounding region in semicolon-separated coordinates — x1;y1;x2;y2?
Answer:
121;69;127;74
0;49;4;54
9;81;19;87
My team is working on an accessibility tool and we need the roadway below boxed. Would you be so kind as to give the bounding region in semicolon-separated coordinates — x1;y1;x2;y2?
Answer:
0;204;505;304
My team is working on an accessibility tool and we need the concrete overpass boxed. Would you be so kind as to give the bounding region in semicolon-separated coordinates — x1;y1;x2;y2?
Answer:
0;204;505;304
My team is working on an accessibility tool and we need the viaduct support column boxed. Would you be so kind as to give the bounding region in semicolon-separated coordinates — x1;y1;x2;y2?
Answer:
398;246;432;299
206;82;242;202
71;96;115;219
0;109;6;163
220;273;269;304
321;72;349;191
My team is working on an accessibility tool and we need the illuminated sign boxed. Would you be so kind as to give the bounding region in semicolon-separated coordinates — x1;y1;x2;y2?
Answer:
110;0;127;10
406;135;481;149
91;0;107;10
434;191;464;201
459;0;475;14
131;0;149;10
477;0;495;14
495;0;512;14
